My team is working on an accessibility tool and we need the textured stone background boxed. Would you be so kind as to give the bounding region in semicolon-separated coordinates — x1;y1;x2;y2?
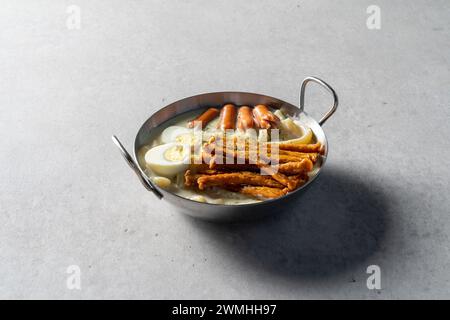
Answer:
0;0;449;299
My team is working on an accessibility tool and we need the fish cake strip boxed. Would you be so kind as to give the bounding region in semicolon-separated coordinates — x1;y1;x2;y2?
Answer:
184;170;204;187
259;167;308;191
191;163;260;173
277;159;314;175
226;152;289;164
239;186;287;199
276;142;322;153
258;153;318;164
252;142;321;154
211;148;318;165
270;172;298;191
197;171;284;190
287;174;308;189
233;141;322;155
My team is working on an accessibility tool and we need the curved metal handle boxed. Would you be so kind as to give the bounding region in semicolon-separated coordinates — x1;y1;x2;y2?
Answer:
300;76;338;126
112;135;163;199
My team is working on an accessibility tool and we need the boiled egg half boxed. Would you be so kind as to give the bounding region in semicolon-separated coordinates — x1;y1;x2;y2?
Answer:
161;126;195;144
144;142;190;177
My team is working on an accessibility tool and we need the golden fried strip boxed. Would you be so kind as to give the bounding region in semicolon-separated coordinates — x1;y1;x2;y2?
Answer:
210;147;318;165
272;173;298;191
190;163;260;173
277;159;314;175
278;149;320;159
194;158;314;177
195;150;318;168
207;141;321;156
185;167;224;187
197;171;284;190
258;153;318;164
207;140;321;150
239;186;287;199
240;142;322;154
287;174;308;190
259;166;308;191
184;170;203;187
276;142;322;153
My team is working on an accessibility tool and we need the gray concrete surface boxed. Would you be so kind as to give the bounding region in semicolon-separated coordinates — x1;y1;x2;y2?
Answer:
1;0;449;299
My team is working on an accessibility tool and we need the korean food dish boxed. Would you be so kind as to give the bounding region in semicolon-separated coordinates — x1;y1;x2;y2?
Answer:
137;104;324;205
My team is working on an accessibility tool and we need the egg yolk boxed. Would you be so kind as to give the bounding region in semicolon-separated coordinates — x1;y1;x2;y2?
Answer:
163;145;186;162
175;133;195;144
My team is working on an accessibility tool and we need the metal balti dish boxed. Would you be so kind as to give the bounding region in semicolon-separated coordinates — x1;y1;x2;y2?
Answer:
113;77;338;222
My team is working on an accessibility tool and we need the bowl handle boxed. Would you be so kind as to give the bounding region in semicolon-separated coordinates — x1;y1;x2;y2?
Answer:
299;76;338;126
111;135;163;199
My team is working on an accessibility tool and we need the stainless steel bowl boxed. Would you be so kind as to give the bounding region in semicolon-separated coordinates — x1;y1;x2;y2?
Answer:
113;76;338;222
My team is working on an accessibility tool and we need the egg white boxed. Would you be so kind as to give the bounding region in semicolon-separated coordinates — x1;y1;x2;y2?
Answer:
161;126;193;144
